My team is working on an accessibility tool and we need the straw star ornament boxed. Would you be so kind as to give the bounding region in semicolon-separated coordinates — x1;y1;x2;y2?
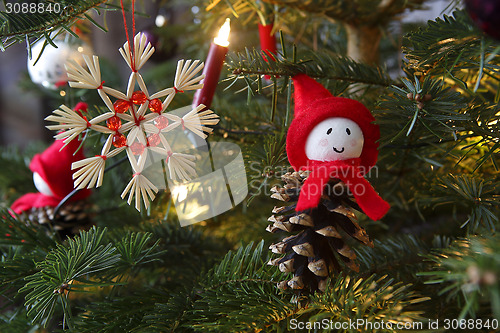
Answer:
45;33;220;211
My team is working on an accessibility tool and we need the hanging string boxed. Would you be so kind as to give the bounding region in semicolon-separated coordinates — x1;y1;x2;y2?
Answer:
120;0;137;71
131;0;136;48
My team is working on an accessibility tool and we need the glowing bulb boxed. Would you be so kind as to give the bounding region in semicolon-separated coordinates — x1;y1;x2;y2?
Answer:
213;18;230;47
155;14;166;27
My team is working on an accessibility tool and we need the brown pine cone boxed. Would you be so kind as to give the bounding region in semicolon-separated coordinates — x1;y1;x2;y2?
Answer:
19;200;94;238
267;170;373;293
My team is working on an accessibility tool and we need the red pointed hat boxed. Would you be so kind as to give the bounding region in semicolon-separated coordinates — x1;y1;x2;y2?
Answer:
286;74;380;171
29;139;91;201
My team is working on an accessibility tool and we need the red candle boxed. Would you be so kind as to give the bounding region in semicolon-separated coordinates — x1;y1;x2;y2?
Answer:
258;22;277;80
258;22;277;60
192;19;230;109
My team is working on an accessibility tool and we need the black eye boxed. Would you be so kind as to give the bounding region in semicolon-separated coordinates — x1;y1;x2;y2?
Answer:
346;128;351;135
326;128;332;135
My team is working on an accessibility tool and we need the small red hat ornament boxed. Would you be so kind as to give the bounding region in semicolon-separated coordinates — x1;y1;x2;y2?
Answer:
11;116;91;215
287;74;390;221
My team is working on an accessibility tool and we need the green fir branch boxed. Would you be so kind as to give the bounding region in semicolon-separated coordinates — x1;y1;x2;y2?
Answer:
73;292;165;333
227;48;394;87
0;309;38;333
355;235;433;280
0;210;57;250
246;130;288;205
420;235;500;320
0;144;42;206
18;227;161;329
58;221;226;333
20;227;120;328
0;0;108;53
0;248;41;299
377;75;469;144
303;275;429;332
424;175;500;233
146;241;294;332
403;10;495;77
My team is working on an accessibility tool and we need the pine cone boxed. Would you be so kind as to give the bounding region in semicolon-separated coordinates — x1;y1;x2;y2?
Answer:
20;200;94;238
267;169;373;293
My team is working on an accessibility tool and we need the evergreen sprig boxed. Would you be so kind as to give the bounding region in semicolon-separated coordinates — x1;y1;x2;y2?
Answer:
20;227;121;328
355;235;432;280
377;75;468;144
18;227;160;329
403;10;494;78
425;175;500;233
421;235;500;319
0;248;40;298
460;103;500;171
73;292;165;333
0;309;38;333
246;130;288;205
304;275;428;332
0;209;57;249
0;0;108;55
55;220;227;333
227;48;394;88
147;241;295;332
0;145;40;206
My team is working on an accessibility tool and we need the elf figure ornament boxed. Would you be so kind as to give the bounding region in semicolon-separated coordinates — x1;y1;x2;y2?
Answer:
11;136;93;238
267;74;390;292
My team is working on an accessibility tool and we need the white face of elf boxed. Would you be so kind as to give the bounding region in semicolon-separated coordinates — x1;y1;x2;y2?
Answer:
33;172;54;197
305;117;364;162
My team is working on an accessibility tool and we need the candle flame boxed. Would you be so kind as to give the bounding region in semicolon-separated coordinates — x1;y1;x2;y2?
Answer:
214;18;230;47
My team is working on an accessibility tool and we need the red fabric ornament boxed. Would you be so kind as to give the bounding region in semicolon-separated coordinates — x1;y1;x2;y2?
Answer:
10;193;61;214
73;102;88;114
11;138;91;214
287;74;389;220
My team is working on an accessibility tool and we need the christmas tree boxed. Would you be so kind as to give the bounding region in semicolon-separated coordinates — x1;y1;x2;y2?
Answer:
1;0;500;331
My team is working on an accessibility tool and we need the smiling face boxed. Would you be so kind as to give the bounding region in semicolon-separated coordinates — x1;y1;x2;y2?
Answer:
305;117;364;162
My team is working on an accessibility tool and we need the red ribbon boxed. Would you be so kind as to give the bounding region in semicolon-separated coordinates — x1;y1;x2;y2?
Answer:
83;116;91;128
166;151;173;163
